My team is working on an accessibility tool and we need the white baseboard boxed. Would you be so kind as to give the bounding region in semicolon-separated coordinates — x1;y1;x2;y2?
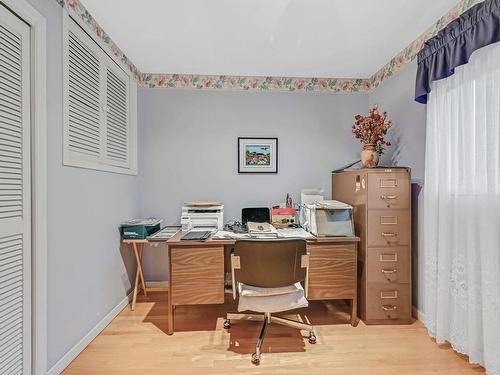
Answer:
47;292;132;375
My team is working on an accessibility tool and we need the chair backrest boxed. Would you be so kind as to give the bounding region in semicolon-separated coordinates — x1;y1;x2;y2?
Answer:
233;239;307;288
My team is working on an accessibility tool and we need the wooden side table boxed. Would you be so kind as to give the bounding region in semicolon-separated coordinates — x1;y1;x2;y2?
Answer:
123;239;169;310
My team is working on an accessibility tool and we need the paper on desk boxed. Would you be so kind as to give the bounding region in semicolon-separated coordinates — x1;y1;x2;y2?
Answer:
213;228;314;240
276;228;315;239
147;226;180;241
212;230;251;239
120;217;163;227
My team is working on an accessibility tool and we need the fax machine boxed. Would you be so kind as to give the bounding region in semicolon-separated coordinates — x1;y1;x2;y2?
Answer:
181;203;224;232
301;200;354;237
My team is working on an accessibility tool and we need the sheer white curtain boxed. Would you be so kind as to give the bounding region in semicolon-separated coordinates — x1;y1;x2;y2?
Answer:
422;41;500;374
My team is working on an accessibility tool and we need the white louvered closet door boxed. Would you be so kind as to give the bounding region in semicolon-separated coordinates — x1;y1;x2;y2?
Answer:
0;5;31;375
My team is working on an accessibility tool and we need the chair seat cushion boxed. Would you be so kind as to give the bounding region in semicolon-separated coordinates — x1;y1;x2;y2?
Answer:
238;282;302;297
237;282;308;313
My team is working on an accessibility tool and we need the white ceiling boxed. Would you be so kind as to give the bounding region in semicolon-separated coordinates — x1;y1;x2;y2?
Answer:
81;0;459;78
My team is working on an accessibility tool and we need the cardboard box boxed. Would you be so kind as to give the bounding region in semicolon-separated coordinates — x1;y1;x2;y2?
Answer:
271;208;297;228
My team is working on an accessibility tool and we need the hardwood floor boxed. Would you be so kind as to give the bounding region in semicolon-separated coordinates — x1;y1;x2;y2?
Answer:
63;293;484;374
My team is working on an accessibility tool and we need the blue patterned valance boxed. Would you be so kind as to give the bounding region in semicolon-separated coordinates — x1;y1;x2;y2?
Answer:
415;0;500;104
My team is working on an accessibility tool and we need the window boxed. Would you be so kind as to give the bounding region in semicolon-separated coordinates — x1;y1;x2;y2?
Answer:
63;15;137;174
426;43;500;196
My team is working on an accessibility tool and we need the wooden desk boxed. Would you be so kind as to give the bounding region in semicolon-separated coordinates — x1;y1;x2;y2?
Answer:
165;232;359;334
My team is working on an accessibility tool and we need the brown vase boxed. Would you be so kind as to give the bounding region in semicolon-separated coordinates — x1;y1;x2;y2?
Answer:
361;144;379;168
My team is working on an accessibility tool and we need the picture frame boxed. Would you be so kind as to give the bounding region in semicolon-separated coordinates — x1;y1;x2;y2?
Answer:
238;137;278;174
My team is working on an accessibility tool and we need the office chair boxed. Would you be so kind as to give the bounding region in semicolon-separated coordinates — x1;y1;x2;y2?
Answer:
223;239;316;364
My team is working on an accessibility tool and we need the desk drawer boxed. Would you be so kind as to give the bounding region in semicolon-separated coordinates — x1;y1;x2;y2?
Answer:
307;243;356;300
367;210;410;247
367;172;410;209
366;283;411;321
367;247;409;283
171;246;224;305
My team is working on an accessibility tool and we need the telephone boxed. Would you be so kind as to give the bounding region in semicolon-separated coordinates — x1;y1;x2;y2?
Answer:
224;221;247;233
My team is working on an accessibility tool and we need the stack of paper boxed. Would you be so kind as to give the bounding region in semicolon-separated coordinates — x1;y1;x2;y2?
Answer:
147;226;180;241
247;222;278;238
120;218;163;227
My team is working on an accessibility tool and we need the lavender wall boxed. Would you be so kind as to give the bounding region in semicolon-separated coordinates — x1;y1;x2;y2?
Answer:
138;88;369;280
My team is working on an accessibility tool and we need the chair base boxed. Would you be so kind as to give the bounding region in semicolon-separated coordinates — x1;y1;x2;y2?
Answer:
224;312;316;364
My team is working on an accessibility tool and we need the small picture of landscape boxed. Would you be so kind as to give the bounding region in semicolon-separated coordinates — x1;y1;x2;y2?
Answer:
238;137;277;173
245;144;271;166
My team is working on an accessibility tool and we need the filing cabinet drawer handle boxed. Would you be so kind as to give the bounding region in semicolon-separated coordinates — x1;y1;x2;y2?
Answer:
382;305;398;311
381;195;397;200
381;195;398;207
381;232;397;237
381;269;397;274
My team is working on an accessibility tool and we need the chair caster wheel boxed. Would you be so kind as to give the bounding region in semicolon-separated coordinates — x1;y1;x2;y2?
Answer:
308;333;317;344
251;353;260;364
223;319;231;329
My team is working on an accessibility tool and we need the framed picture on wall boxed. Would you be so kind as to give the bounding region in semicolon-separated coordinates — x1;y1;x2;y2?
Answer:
238;137;278;174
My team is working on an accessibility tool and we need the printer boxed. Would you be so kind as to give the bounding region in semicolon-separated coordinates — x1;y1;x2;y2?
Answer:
180;202;224;232
301;200;354;237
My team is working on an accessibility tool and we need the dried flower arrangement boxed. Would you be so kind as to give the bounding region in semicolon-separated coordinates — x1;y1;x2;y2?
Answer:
352;104;393;155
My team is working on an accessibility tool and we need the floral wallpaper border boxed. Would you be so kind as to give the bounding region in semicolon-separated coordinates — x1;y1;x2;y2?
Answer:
369;0;484;89
56;0;482;93
141;74;371;93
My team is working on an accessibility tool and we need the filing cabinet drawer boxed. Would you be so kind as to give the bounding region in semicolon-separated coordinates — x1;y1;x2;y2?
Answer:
367;172;410;209
367;247;409;283
367;210;410;247
366;283;411;321
171;246;224;305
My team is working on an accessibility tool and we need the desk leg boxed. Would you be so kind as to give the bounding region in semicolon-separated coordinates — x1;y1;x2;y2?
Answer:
139;244;147;296
351;298;358;327
167;301;174;335
133;242;147;297
131;251;140;311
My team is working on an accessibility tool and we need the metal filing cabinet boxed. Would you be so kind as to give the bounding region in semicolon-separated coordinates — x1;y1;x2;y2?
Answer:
332;167;412;324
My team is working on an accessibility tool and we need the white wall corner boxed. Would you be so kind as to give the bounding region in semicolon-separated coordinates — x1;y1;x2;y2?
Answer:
412;306;425;322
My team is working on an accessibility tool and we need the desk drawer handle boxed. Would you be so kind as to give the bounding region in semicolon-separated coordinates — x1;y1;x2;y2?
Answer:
381;269;397;274
382;305;398;311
